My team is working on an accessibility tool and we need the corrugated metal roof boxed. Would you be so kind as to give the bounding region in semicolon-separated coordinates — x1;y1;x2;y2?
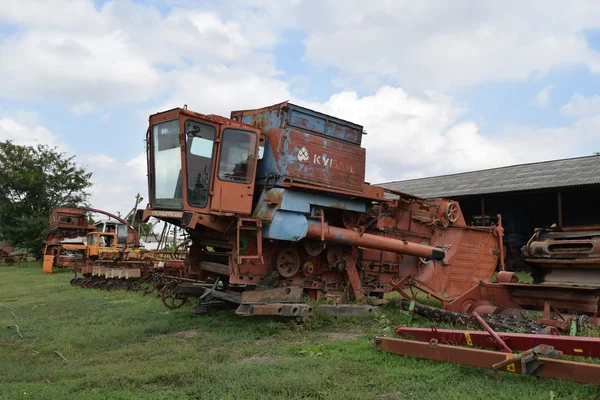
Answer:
378;155;600;198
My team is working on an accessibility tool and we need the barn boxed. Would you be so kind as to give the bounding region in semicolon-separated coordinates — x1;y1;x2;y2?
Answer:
378;155;600;268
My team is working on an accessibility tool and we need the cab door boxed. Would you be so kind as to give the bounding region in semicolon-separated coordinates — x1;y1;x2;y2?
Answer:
210;126;260;214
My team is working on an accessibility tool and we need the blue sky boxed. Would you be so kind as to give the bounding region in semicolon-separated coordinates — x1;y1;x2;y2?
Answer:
1;0;600;214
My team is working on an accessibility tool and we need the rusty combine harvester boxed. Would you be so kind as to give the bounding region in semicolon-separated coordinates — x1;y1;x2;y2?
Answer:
44;207;187;291
43;207;98;272
138;101;503;318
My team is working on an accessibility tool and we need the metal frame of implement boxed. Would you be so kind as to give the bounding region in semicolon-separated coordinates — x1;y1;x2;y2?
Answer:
395;326;600;358
374;336;600;384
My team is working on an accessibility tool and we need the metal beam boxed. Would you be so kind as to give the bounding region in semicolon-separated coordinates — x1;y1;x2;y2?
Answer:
395;326;600;357
375;336;600;384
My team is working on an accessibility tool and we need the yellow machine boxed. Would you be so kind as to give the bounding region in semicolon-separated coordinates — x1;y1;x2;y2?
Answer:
42;231;120;273
43;206;139;274
85;231;119;258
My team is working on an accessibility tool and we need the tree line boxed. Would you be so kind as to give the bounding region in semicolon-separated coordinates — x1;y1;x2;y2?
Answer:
0;141;92;258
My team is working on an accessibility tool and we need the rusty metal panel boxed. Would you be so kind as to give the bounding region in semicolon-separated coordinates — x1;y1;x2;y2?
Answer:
268;128;366;193
231;101;363;146
407;228;499;301
241;286;303;304
42;255;54;274
199;261;230;276
442;230;499;298
286;105;362;145
503;283;600;315
48;207;95;231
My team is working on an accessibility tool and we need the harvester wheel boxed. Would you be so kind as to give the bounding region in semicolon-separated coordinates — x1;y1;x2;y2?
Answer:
294;315;312;324
105;282;115;291
275;248;300;278
72;277;84;286
303;240;324;256
302;261;315;276
161;282;186;310
444;202;460;224
326;247;344;264
342;210;361;229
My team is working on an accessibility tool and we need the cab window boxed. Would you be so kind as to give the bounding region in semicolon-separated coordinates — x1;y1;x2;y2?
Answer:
87;234;98;246
185;120;216;207
217;129;256;183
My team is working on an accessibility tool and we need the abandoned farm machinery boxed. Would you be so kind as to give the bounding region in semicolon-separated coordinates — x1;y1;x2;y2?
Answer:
43;100;600;330
35;101;600;386
43;206;187;291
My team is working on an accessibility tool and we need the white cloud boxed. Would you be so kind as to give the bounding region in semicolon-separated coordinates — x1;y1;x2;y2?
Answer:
298;86;600;183
125;152;148;182
561;93;600;117
84;152;148;215
0;117;58;147
295;1;600;90
0;0;282;111
71;102;96;116
86;154;118;169
157;64;292;117
2;0;600;202
4;0;600;110
0;29;161;108
531;84;554;108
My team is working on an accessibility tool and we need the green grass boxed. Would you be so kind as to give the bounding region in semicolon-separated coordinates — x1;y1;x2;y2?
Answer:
0;263;599;400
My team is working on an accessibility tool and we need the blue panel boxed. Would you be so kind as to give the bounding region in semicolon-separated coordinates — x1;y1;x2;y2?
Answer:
262;211;308;241
253;188;367;241
256;136;282;180
235;102;363;145
280;190;366;213
289;109;327;135
286;104;363;145
237;107;284;131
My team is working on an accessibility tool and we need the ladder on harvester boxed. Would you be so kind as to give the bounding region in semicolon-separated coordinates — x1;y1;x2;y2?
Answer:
234;218;264;270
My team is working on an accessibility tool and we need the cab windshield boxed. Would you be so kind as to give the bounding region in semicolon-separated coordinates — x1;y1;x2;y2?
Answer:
152;120;183;208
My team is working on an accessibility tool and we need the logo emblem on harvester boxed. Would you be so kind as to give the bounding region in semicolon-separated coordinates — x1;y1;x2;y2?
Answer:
297;147;309;162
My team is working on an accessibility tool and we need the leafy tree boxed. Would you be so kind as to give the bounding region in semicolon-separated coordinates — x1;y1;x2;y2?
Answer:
136;222;155;237
124;214;155;237
163;243;177;252
0;141;92;258
87;213;96;225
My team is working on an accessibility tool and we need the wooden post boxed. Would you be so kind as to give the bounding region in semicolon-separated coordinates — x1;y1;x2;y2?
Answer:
557;191;563;227
480;196;485;224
